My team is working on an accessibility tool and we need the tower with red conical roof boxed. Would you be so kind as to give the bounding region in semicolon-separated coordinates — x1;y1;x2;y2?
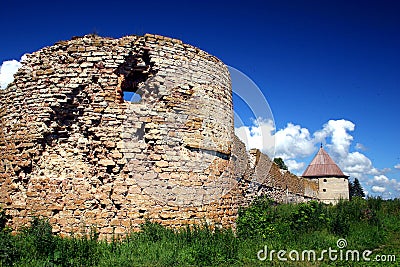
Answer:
302;145;349;204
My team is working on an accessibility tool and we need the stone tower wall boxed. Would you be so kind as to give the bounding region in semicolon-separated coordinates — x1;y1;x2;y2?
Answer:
318;177;349;204
0;34;243;237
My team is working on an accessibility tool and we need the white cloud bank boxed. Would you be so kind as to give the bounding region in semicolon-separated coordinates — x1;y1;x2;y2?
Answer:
234;118;275;157
371;186;386;193
235;118;400;198
274;123;314;159
0;56;26;89
367;174;400;196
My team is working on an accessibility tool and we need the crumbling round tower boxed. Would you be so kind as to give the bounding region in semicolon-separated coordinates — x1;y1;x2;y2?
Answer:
0;34;244;237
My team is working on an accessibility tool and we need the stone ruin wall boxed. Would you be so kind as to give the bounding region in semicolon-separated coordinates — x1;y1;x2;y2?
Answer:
0;34;318;238
237;149;318;206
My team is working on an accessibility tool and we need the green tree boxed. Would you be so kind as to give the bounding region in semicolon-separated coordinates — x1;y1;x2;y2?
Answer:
273;157;288;170
349;178;365;199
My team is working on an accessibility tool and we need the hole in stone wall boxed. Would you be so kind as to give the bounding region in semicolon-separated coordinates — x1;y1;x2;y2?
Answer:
106;165;113;174
115;49;157;103
53;210;60;216
20;162;33;175
323;189;326;192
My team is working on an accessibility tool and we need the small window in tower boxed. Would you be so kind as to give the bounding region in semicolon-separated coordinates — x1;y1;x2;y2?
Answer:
323;189;326;192
323;179;327;182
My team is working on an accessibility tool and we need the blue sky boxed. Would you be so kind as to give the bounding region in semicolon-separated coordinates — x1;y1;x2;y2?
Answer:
1;0;399;198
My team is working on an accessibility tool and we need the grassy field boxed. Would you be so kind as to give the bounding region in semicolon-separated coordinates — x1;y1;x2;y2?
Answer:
1;197;399;266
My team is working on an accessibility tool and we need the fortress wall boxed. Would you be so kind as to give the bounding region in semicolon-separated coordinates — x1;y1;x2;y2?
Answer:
237;149;318;205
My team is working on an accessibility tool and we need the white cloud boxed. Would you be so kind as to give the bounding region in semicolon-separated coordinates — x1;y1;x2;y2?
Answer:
234;117;275;157
373;175;390;183
367;175;400;197
395;164;400;170
274;123;315;159
340;151;378;179
285;159;305;173
371;186;386;193
314;119;355;159
355;143;367;151
0;58;23;89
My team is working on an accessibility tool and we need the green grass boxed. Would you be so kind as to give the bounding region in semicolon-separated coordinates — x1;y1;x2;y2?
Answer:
1;197;399;266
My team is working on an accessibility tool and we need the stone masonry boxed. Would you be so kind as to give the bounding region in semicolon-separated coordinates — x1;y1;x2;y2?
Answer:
0;34;318;238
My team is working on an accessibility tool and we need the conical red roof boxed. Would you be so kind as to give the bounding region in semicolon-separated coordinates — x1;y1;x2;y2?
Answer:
302;146;348;178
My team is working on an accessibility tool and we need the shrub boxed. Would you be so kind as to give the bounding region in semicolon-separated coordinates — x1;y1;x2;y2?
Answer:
290;200;330;232
237;198;331;241
0;230;19;266
236;197;284;240
0;208;8;231
21;216;56;258
329;208;350;237
139;219;174;242
50;231;101;267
